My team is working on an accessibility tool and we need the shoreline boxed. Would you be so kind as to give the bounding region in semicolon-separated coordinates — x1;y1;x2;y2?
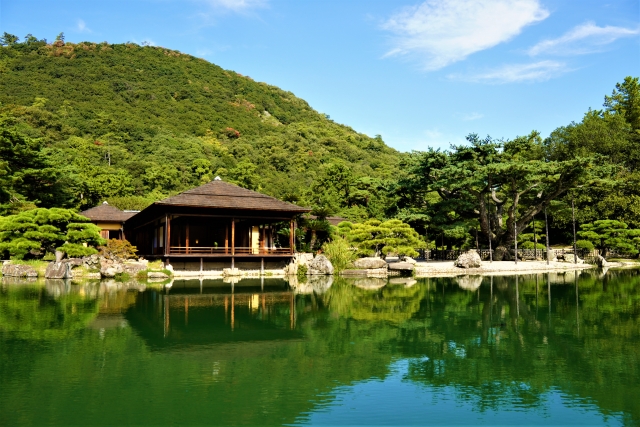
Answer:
411;260;636;278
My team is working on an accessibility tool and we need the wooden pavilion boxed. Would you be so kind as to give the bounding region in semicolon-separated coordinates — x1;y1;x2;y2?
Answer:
124;178;310;270
80;201;138;240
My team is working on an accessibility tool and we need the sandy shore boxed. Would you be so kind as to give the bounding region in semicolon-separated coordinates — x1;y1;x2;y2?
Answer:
413;260;596;278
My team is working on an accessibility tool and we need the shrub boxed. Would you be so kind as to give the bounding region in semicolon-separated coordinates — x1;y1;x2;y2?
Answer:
322;236;356;272
297;263;308;278
576;239;595;251
99;239;138;260
521;241;546;250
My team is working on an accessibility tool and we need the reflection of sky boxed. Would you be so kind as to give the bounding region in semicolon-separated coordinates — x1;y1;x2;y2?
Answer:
293;359;624;426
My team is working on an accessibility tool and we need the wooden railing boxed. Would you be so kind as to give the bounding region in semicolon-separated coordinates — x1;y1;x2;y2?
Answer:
169;246;293;255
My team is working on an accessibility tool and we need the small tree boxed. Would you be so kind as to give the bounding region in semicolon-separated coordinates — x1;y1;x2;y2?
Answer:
321;236;356;272
345;219;426;259
578;220;638;256
99;239;138;260
0;208;104;259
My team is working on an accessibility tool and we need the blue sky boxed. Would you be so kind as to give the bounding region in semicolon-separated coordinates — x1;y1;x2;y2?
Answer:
1;0;638;152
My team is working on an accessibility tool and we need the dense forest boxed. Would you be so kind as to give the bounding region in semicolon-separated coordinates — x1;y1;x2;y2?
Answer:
1;33;638;253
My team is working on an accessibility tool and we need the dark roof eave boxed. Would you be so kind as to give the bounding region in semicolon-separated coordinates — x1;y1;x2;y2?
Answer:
154;201;311;213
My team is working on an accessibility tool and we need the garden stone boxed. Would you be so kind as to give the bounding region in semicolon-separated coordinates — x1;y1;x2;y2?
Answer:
307;255;334;275
353;257;387;269
55;250;65;262
387;262;415;271
595;254;608;268
123;262;148;275
494;246;510;261
403;257;417;265
2;264;38;277
45;262;72;279
148;271;169;279
454;250;482;269
100;259;124;278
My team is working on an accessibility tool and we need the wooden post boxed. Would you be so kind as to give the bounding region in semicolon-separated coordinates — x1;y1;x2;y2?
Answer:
225;224;229;254
164;214;169;256
186;221;190;255
231;219;235;256
289;220;295;254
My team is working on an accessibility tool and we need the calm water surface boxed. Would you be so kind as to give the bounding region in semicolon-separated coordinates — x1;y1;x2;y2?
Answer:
1;270;639;426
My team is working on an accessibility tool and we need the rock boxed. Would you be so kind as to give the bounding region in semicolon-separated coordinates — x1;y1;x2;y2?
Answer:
353;257;387;269
595;254;608;268
494;246;510;261
547;250;558;262
223;268;241;276
66;258;83;267
45;262;72;279
82;254;101;269
284;252;314;275
2;263;38;277
147;271;169;279
307;255;334;275
454;250;482;269
403;257;418;265
100;259;124;278
564;254;584;264
456;275;483;291
387;262;415;271
55;250;65;263
123;262;148;275
352;277;387;290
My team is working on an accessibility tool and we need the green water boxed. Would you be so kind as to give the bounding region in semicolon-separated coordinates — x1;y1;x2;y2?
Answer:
1;270;639;426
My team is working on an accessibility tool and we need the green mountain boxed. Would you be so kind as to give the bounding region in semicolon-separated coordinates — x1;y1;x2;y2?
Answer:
0;37;400;219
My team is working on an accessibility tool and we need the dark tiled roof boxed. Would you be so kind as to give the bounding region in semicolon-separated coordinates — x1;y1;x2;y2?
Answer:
80;203;137;222
155;180;310;213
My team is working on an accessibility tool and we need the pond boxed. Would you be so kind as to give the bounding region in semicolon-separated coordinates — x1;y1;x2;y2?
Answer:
1;270;639;426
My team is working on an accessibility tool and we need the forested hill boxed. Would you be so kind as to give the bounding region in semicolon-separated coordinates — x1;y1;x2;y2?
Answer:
0;37;400;218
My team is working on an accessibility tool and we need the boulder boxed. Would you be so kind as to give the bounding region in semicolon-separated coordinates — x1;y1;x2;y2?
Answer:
494;246;510;261
403;257;418;265
223;268;241;276
595;254;608;268
123;262;148;275
2;263;38;277
100;259;124;278
547;250;558;262
454;250;482;269
55;250;65;263
148;271;169;279
456;275;483;291
387;262;415;271
353;257;387;269
307;255;334;275
45;262;72;279
564;254;584;264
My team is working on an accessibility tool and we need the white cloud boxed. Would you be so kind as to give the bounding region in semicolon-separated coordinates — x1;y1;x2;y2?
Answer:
450;60;570;83
528;22;640;56
77;19;91;33
462;112;483;121
199;0;267;12
381;0;549;70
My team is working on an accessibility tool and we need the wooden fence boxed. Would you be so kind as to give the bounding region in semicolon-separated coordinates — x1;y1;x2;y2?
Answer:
420;248;607;262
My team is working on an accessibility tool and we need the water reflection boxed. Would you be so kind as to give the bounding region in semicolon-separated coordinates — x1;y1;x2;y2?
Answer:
0;269;638;426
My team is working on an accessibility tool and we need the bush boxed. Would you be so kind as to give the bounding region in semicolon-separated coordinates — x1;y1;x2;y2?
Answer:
576;239;595;251
297;263;308;278
322;236;356;272
99;239;138;260
521;241;546;250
